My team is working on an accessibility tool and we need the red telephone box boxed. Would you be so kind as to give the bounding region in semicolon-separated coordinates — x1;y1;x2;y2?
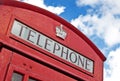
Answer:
0;0;106;81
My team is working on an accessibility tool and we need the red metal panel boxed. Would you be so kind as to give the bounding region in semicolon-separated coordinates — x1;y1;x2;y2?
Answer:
0;5;13;35
0;0;106;81
0;0;106;61
5;52;78;81
0;48;12;81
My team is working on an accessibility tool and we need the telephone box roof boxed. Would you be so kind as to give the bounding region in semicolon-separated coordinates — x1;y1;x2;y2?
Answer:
0;0;106;61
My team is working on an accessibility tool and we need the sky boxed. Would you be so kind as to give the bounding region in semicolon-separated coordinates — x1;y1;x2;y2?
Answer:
18;0;120;81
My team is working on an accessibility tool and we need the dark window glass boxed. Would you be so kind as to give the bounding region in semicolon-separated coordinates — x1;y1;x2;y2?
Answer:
28;77;38;81
11;72;23;81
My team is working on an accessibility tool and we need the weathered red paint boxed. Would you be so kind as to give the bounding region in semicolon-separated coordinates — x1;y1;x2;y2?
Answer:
0;0;106;81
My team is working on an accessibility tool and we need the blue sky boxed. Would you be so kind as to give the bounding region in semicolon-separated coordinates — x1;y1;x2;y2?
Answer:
44;0;89;21
18;0;120;81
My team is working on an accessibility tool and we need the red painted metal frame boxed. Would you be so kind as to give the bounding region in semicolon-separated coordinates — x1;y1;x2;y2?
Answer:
5;52;77;81
0;0;106;81
0;48;13;81
0;0;106;61
8;15;94;76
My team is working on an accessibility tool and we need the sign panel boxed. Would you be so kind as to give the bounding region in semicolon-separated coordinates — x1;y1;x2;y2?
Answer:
11;20;94;73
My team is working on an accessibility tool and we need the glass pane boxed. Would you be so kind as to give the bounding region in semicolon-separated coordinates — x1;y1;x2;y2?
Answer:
28;77;38;81
11;72;23;81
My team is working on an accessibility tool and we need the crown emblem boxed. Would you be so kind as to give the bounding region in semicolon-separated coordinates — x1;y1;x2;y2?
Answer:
56;24;67;40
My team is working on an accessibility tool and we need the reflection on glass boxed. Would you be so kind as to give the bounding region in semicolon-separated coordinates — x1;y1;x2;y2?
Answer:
11;72;23;81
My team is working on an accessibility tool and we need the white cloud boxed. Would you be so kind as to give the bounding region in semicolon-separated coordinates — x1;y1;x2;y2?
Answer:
71;14;99;37
71;0;120;47
72;1;120;81
104;47;120;81
76;0;99;7
102;0;120;15
18;0;65;15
